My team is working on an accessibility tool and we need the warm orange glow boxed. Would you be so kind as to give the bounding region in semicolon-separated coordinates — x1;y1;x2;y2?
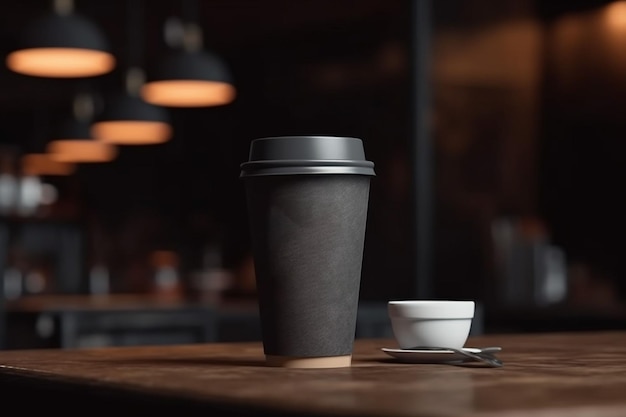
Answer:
151;250;179;267
605;1;626;31
47;140;118;163
21;153;76;176
140;80;236;107
90;120;173;144
6;47;115;78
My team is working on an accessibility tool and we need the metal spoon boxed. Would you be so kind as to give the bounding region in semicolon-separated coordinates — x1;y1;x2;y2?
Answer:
467;346;502;355
452;347;503;367
412;346;504;368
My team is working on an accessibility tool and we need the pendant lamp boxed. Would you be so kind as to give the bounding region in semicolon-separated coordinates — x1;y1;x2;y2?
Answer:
141;20;236;107
6;0;115;78
91;0;173;145
21;153;75;176
21;109;76;176
90;67;173;145
48;119;118;163
47;94;118;163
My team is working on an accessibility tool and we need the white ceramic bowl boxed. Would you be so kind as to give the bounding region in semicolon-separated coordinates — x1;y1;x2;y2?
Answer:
388;300;475;350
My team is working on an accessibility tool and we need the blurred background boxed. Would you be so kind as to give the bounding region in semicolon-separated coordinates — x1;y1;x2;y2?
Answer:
1;0;626;350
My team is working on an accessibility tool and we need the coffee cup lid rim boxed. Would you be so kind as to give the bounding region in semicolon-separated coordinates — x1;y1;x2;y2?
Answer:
240;159;375;177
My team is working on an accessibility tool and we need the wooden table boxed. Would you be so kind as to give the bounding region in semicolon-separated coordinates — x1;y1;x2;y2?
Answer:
1;331;625;416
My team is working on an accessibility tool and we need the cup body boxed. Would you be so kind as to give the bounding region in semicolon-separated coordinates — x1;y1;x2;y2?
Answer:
240;136;375;368
388;300;475;350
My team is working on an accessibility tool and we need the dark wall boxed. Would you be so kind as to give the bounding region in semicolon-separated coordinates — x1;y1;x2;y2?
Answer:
5;0;624;308
0;0;416;301
537;0;626;300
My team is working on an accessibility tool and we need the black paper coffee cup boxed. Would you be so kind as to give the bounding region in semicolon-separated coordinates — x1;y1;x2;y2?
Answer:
240;136;375;368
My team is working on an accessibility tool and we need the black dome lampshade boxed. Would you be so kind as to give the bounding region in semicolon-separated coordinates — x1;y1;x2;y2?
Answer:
90;68;173;145
20;108;76;176
90;93;173;145
47;118;118;163
140;21;236;107
47;93;118;163
21;153;76;176
6;0;116;78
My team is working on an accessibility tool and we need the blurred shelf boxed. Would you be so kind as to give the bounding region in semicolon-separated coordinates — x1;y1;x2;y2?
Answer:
1;295;400;350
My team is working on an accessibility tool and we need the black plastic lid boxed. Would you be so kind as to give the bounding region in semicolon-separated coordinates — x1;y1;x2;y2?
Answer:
240;136;375;177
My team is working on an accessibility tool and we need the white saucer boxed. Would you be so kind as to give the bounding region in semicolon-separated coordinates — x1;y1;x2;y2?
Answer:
381;347;485;364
